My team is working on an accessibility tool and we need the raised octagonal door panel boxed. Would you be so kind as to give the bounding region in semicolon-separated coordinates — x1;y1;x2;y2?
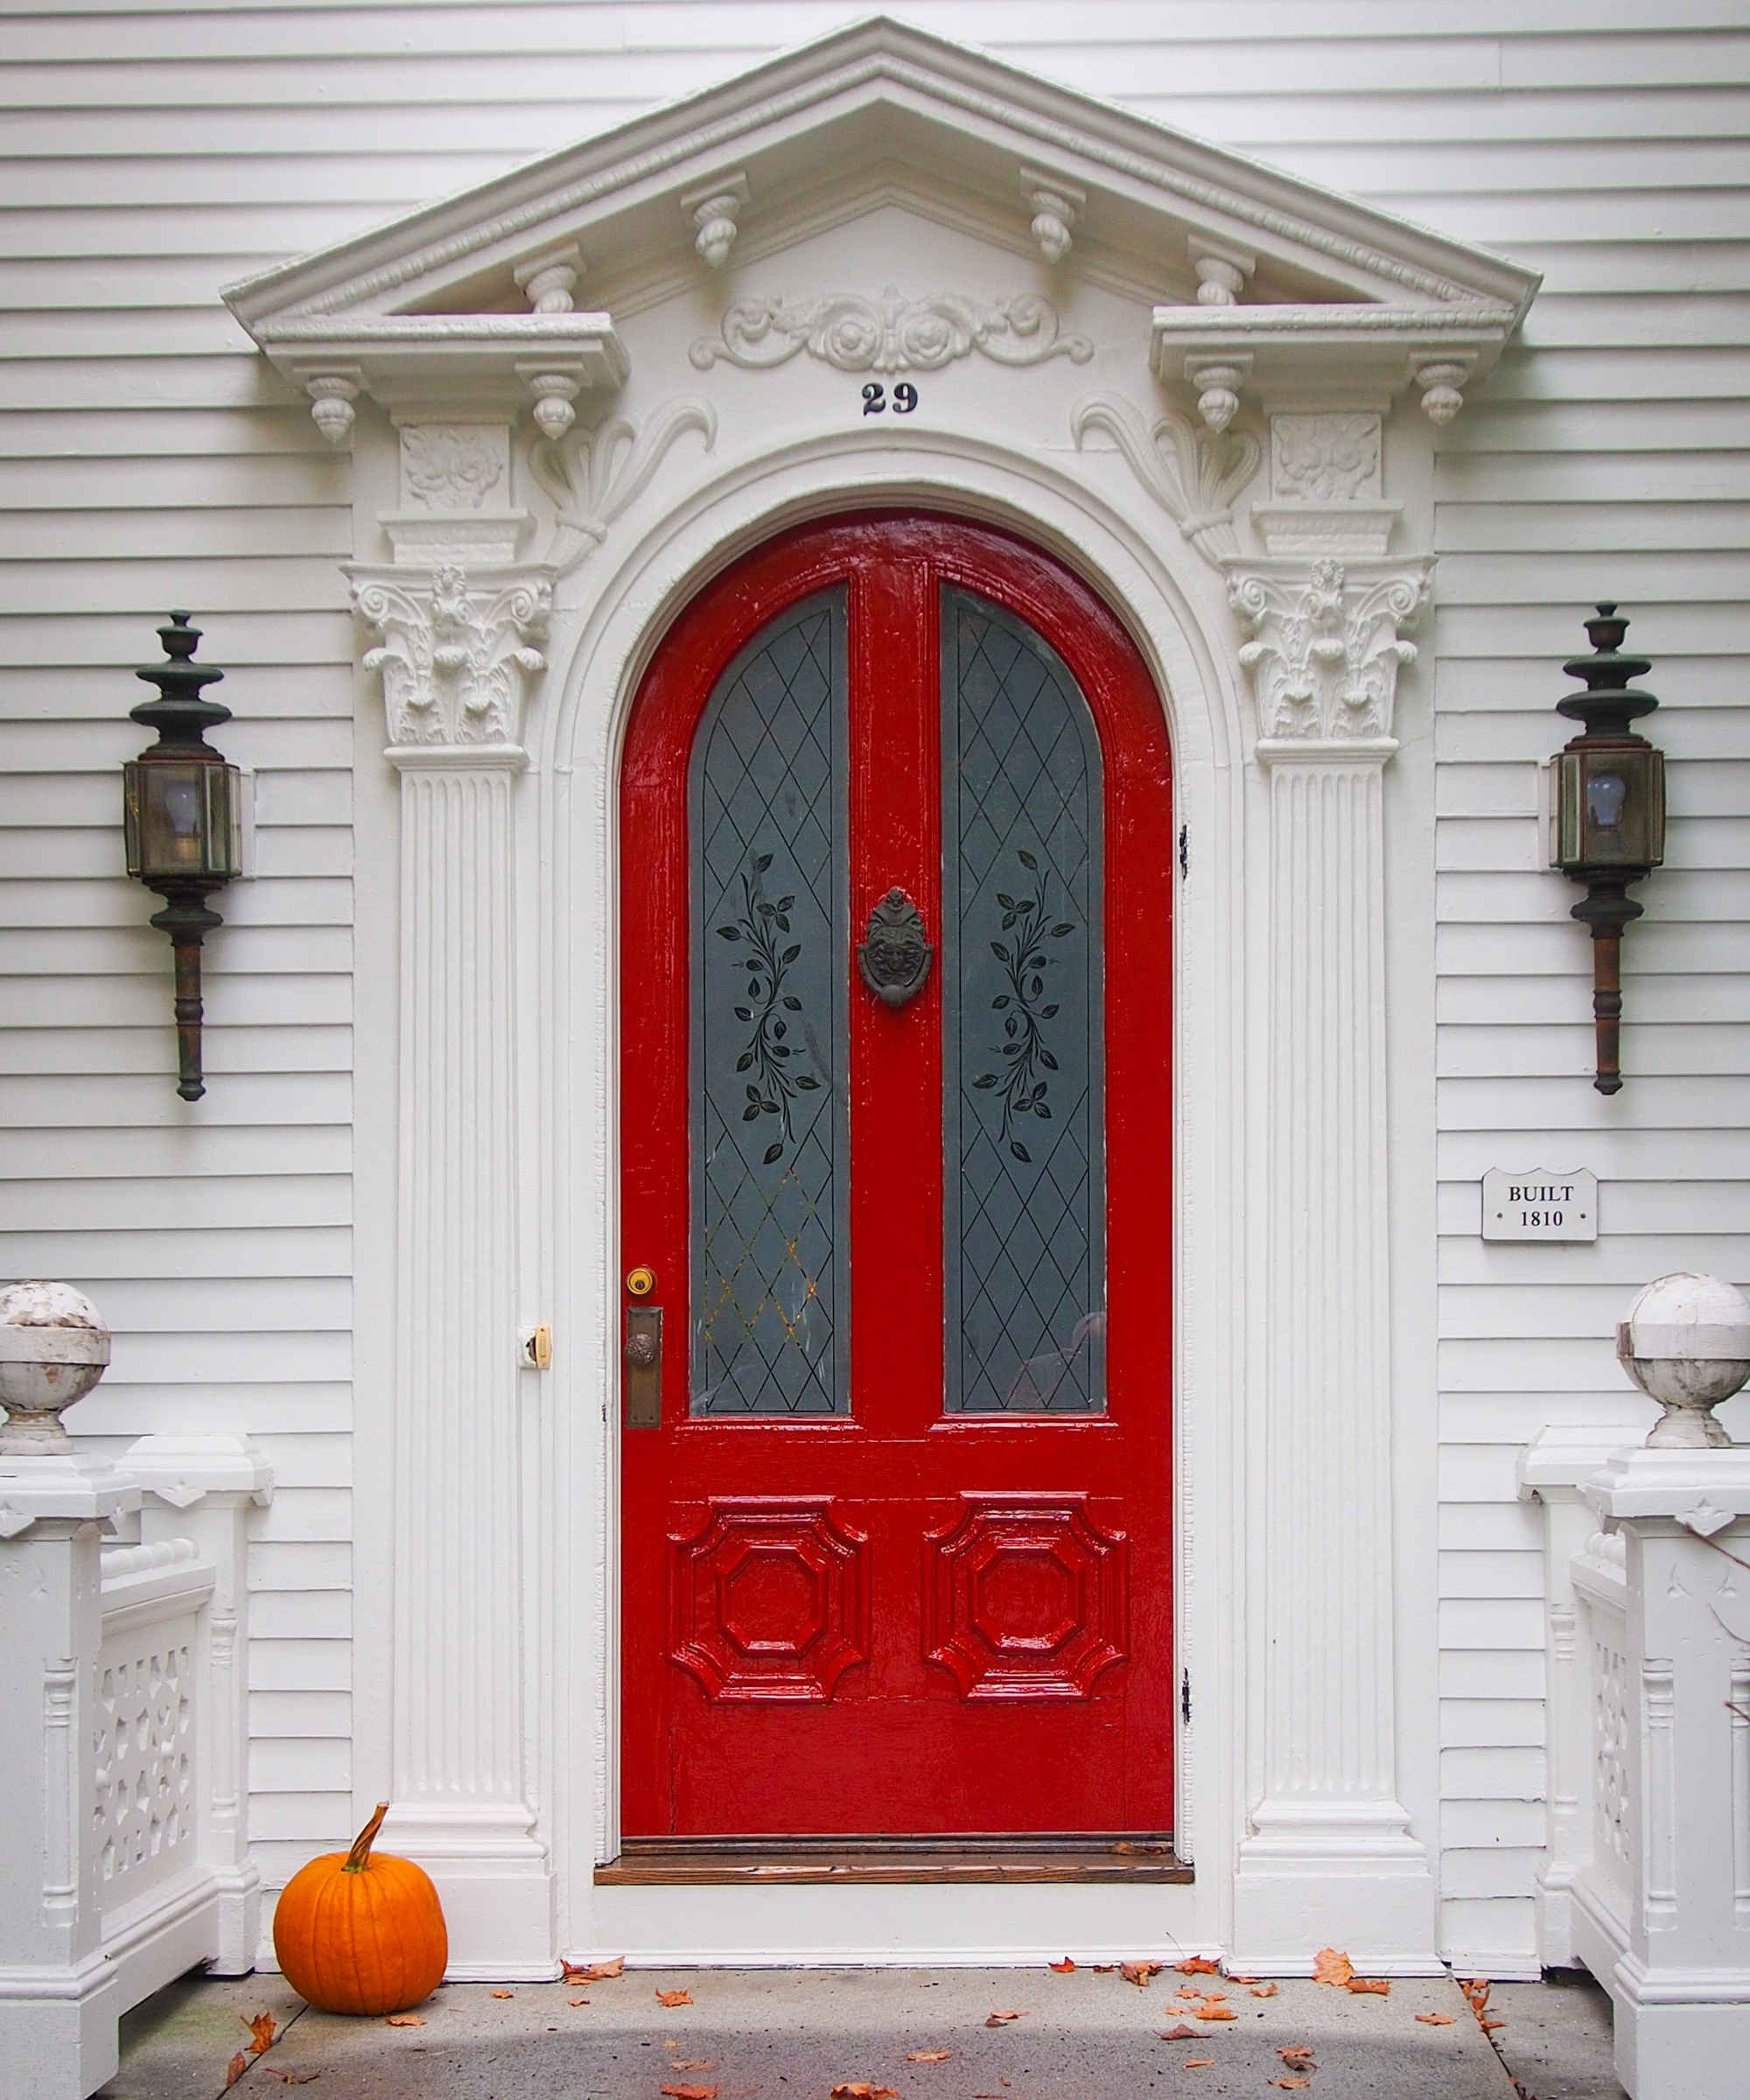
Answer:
620;514;1172;1838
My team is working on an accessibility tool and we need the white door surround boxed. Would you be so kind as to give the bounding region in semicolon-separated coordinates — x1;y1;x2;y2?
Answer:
227;17;1536;1974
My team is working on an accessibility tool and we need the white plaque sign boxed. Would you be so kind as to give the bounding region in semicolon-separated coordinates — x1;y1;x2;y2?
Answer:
1482;1169;1599;1242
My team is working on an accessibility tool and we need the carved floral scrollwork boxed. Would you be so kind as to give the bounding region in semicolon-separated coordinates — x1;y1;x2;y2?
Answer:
400;425;505;511
1227;556;1432;745
690;288;1092;374
527;399;717;576
1070;394;1262;567
352;563;552;748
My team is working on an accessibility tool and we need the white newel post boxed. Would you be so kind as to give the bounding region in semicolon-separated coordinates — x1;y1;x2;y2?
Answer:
0;1285;134;2099
351;428;558;1973
0;1462;139;2098
1574;1453;1750;2097
1227;528;1438;1964
124;1433;274;1975
1520;1425;1639;1969
1564;1278;1750;2098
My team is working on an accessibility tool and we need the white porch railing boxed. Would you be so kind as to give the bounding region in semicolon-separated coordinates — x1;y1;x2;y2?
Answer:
1526;1434;1750;2100
0;1434;271;2100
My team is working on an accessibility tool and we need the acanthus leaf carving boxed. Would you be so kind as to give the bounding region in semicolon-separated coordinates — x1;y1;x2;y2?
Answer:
690;287;1092;374
352;562;553;749
1226;556;1432;746
1071;393;1261;567
526;398;717;577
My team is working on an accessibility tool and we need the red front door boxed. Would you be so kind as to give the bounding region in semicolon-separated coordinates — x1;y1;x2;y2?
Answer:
620;514;1172;1838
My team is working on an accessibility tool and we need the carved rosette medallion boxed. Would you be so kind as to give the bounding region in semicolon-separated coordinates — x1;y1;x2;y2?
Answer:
351;562;554;750
1226;556;1433;747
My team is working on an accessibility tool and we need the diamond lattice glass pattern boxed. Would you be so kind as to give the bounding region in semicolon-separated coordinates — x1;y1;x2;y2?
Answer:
943;589;1105;1412
691;594;849;1415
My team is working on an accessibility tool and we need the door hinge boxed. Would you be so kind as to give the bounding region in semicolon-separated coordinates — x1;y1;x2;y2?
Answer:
1181;1668;1192;1727
1177;824;1189;879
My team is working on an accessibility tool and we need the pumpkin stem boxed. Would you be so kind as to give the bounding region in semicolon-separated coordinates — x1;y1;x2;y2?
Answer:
343;1802;391;1873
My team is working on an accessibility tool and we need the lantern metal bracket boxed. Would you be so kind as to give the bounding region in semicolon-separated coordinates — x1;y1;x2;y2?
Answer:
1550;604;1665;1096
122;612;242;1101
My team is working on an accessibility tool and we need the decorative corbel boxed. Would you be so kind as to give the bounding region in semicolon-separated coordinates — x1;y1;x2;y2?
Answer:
1020;166;1084;264
512;242;589;437
684;173;749;268
1188;237;1255;307
1411;353;1476;426
514;242;583;315
1186;353;1252;434
298;366;363;447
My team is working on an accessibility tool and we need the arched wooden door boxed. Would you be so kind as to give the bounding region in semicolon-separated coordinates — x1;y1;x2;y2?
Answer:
619;514;1173;1839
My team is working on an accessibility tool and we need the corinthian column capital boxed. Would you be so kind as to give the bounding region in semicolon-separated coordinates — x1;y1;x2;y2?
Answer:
1226;556;1433;752
349;561;554;759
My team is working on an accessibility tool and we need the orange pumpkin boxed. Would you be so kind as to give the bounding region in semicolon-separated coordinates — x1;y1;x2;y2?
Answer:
273;1802;448;2015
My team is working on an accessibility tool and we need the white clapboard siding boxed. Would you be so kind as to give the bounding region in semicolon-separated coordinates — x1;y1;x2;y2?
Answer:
3;2;1746;1969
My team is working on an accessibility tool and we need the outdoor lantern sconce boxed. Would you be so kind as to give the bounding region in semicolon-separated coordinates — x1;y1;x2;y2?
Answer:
122;612;242;1101
1551;603;1665;1096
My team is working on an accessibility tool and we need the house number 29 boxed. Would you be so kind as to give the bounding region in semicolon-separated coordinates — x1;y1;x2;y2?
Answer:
863;382;919;415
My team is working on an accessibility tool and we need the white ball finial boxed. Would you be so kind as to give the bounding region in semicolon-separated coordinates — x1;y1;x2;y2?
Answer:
0;1281;112;1454
1618;1271;1750;1449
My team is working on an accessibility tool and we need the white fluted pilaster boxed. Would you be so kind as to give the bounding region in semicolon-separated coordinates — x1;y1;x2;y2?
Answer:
1229;556;1437;1967
380;744;554;1975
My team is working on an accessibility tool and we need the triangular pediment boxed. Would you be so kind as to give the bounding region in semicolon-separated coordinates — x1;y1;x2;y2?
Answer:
226;16;1536;419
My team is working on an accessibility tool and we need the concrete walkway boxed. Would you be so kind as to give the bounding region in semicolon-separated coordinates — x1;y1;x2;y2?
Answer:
99;1964;1626;2100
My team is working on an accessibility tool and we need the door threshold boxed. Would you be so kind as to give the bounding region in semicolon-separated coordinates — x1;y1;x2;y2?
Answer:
596;1835;1192;1885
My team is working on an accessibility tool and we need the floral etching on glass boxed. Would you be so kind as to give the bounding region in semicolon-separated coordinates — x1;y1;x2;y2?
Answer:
974;850;1075;1166
717;852;821;1167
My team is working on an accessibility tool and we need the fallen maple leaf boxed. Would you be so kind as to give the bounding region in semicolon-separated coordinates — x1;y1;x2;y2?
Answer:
1195;2005;1236;2022
1120;1961;1162;1988
1460;1978;1489;2013
568;1997;590;2007
1177;1956;1222;1976
656;1989;694;2007
1346;1978;1390;1997
1226;1974;1258;1984
385;2014;424;2027
1158;2024;1200;2041
564;1955;624;1983
1250;1984;1279;1999
985;2009;1026;2026
1312;1948;1354;1988
242;2012;277;2055
225;2054;248;2090
490;1989;514;1999
1416;2013;1456;2026
829;2087;898;2099
662;2085;718;2100
1270;2082;1311;2091
1049;1957;1076;1973
1481;2017;1505;2033
1279;2048;1315;2068
906;2050;952;2062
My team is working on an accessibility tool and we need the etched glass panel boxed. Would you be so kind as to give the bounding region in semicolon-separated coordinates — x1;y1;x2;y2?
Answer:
691;592;849;1416
943;589;1104;1413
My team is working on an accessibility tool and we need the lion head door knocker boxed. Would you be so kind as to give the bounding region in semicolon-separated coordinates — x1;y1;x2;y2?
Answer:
858;887;934;1008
